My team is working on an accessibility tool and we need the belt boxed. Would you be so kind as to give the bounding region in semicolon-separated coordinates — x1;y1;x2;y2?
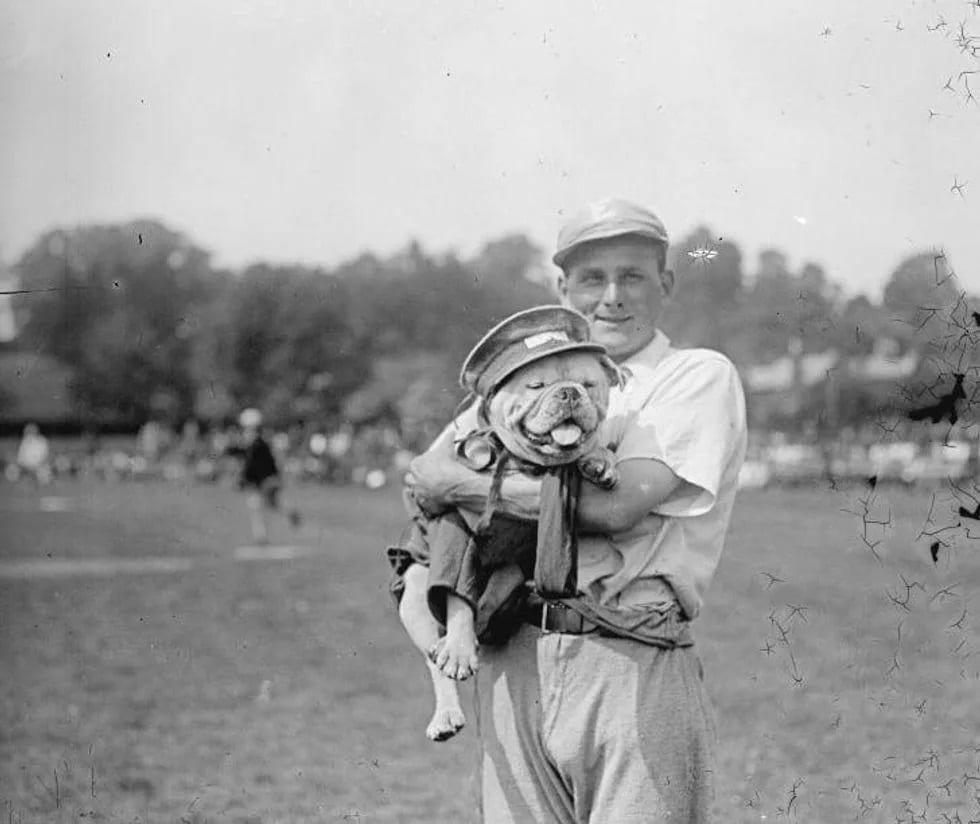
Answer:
524;600;600;635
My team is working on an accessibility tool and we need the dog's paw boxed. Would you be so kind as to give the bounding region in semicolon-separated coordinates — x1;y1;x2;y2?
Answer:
428;635;479;681
578;451;619;489
426;705;466;742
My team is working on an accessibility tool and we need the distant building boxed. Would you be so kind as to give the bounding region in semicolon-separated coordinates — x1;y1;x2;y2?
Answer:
0;350;76;430
0;267;79;432
0;268;16;343
744;339;918;395
743;338;919;430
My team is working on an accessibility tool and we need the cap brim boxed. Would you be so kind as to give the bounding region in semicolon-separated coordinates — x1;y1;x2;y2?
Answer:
553;227;667;267
477;340;608;397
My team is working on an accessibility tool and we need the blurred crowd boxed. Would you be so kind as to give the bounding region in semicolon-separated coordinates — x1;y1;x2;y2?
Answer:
740;427;980;489
4;419;978;493
0;418;416;491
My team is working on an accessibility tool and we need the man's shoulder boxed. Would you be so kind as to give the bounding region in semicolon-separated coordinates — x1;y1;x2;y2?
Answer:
632;346;741;395
663;345;739;375
609;346;741;426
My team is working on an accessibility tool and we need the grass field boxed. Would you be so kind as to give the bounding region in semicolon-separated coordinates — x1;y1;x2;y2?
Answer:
1;478;979;823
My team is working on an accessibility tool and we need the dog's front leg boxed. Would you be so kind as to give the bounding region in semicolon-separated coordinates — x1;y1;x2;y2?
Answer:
577;447;619;489
398;564;466;741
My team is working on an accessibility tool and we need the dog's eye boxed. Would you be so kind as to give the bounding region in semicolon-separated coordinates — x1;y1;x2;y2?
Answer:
582;381;596;389
526;381;545;390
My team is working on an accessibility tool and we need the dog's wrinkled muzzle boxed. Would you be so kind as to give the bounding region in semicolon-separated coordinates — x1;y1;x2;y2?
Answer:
521;382;599;450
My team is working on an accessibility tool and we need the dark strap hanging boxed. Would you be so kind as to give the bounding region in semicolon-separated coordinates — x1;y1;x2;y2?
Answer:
472;448;580;598
474;448;512;535
534;465;580;598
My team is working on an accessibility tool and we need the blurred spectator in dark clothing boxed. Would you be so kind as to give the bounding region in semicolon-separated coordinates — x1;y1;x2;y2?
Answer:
228;408;301;545
179;419;202;466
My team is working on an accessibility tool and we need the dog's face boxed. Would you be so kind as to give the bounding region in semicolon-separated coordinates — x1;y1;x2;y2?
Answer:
484;351;623;467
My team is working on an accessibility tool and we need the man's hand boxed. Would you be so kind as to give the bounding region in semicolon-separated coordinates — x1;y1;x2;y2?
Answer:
407;442;543;521
406;449;478;514
402;486;451;518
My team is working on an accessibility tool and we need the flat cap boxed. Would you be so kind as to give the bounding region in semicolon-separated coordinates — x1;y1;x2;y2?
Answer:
460;305;606;398
553;197;669;267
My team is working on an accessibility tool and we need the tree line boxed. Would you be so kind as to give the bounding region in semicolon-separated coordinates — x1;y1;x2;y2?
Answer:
7;219;969;445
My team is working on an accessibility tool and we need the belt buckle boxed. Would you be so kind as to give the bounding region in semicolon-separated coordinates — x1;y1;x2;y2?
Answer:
540;601;554;634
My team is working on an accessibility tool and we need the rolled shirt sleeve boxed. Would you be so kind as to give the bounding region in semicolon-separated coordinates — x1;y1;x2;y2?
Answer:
613;351;747;518
570;337;748;617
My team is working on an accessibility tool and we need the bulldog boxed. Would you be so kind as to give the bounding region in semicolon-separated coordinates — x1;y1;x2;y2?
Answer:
387;306;623;741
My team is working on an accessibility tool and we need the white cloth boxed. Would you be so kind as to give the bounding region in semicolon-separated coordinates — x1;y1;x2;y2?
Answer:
17;434;50;471
576;331;747;619
437;330;747;621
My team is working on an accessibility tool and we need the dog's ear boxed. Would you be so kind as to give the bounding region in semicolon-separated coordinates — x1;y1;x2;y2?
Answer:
475;395;493;427
600;355;630;390
451;390;491;428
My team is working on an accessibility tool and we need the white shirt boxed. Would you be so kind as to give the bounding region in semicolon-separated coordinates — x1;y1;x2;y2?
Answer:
18;434;50;470
577;332;747;619
438;331;747;621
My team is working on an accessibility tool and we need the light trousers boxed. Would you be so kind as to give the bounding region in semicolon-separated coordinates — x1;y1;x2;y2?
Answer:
474;624;716;823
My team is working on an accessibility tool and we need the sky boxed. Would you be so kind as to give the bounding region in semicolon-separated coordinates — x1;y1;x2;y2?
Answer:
1;0;978;298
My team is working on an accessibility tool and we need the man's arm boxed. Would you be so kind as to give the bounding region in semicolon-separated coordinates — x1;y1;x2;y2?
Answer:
407;435;542;521
408;444;683;531
576;458;683;533
410;352;744;532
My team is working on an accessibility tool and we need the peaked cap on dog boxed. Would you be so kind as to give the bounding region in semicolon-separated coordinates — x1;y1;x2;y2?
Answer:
460;305;607;398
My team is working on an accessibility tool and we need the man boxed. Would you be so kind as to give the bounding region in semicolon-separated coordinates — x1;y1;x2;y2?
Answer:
409;197;747;822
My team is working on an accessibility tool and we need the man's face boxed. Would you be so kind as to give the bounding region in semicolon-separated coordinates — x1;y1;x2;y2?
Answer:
558;235;673;363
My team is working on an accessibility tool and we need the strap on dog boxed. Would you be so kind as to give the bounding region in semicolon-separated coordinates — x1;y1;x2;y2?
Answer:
474;448;511;535
533;465;580;599
450;391;478;427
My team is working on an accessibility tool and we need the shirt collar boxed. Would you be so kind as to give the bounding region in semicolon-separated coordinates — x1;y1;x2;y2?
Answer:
622;330;672;374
